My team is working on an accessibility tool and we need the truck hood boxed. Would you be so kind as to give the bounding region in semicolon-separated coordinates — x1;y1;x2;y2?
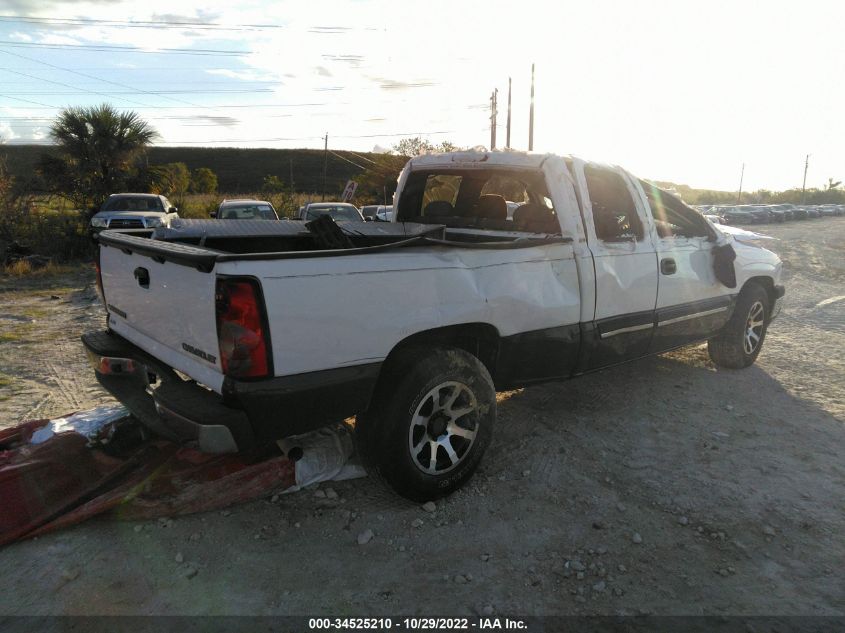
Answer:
93;211;168;219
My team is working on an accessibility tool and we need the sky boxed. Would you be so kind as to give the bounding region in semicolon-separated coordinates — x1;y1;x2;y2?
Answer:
0;0;843;191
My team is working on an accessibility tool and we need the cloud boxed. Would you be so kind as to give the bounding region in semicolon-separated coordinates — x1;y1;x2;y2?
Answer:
314;66;332;77
1;0;121;12
372;77;437;91
9;32;33;42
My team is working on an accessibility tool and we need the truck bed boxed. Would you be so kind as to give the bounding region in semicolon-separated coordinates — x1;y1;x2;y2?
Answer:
97;219;568;271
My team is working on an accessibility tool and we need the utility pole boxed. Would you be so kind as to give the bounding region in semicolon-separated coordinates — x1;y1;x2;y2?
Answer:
737;163;745;204
528;63;535;151
506;77;512;149
289;158;294;191
322;133;328;201
489;88;498;150
801;154;809;204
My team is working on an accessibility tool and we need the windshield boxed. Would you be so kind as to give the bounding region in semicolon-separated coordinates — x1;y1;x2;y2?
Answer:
218;203;277;220
103;196;163;212
305;205;361;221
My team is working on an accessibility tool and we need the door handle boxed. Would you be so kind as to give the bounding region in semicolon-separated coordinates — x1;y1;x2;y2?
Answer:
134;267;150;288
660;258;677;275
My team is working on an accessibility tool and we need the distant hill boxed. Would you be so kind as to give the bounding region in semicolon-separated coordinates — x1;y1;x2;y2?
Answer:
0;145;380;194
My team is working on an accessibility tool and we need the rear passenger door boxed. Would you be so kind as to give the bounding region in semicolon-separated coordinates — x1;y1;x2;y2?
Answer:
570;161;659;370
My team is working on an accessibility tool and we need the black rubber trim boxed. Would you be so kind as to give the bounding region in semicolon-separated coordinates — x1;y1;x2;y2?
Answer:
774;284;785;299
596;309;655;336
226;362;383;445
82;330;381;450
495;323;581;388
655;295;735;324
98;231;220;272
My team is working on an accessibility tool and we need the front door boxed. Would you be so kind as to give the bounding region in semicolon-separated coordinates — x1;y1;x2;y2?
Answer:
634;180;735;353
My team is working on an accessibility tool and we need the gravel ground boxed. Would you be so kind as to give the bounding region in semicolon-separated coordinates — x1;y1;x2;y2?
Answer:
0;218;843;616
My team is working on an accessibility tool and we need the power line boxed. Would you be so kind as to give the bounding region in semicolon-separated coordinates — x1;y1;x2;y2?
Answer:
328;149;368;170
0;41;248;56
1;67;154;107
2;89;275;95
0;15;285;31
0;48;242;112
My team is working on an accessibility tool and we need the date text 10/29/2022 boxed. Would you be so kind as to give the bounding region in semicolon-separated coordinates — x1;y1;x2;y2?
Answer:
308;618;528;630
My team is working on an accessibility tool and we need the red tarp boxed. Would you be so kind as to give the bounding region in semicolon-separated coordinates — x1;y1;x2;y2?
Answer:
0;415;296;547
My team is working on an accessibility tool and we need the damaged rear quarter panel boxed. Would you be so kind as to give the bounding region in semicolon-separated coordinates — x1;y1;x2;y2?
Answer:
216;241;582;378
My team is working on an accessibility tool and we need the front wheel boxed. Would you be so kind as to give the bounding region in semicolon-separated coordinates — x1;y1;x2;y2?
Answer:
708;283;770;368
356;347;495;501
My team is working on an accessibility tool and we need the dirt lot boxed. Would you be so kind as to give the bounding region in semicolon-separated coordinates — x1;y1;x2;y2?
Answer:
0;219;843;616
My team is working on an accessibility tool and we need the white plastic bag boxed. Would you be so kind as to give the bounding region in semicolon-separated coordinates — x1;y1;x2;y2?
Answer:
279;424;367;492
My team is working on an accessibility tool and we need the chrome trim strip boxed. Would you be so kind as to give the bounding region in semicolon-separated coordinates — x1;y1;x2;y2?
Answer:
600;323;654;339
658;306;727;327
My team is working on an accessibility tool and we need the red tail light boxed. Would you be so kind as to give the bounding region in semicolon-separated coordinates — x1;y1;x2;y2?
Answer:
215;277;271;379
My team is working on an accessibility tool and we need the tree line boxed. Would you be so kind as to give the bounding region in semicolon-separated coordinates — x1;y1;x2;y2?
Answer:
2;103;843;216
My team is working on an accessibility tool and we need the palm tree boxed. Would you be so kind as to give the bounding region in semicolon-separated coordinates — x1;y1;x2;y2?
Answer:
47;104;158;211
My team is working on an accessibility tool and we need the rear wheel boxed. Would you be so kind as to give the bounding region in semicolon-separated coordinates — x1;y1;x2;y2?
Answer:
356;347;495;501
708;283;770;368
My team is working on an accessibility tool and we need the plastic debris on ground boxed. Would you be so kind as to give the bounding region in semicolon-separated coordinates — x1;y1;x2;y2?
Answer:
29;404;130;444
0;407;366;546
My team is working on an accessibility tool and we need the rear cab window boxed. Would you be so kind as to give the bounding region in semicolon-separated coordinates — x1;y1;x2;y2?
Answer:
398;168;561;235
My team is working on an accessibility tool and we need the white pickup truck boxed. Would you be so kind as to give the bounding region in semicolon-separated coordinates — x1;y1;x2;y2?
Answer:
83;151;784;501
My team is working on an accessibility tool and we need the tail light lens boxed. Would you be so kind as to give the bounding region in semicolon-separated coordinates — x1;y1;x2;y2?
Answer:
215;277;271;379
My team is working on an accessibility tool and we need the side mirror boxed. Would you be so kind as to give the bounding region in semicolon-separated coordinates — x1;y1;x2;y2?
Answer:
364;216;373;222
169;207;178;213
209;211;217;218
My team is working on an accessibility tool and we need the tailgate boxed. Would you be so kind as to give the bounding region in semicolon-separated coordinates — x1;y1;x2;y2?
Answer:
98;238;224;392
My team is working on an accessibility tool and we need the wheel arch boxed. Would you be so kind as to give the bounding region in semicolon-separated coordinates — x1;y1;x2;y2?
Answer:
368;323;501;406
741;275;777;311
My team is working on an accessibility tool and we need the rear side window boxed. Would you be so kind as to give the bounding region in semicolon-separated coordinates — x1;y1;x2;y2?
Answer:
584;167;643;242
481;175;528;203
422;174;462;213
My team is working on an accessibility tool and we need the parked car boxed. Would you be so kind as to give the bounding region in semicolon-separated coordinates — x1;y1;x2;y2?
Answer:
298;202;364;222
721;206;755;225
360;205;380;221
791;206;809;220
745;206;771;223
375;205;394;222
85;150;784;501
806;207;821;219
819;205;838;218
90;194;179;230
213;199;279;220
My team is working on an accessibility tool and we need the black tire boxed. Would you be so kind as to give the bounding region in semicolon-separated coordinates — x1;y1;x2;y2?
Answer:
708;283;770;369
356;347;495;502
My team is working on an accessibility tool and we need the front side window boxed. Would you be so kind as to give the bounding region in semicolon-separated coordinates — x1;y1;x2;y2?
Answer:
641;181;711;239
584;166;643;242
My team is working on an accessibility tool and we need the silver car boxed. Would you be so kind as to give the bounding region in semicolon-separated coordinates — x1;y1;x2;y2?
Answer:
90;194;179;230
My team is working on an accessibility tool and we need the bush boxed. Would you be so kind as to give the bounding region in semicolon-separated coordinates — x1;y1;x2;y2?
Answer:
0;202;93;262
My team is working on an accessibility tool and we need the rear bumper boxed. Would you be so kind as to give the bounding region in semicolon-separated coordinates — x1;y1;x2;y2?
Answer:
82;330;381;453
